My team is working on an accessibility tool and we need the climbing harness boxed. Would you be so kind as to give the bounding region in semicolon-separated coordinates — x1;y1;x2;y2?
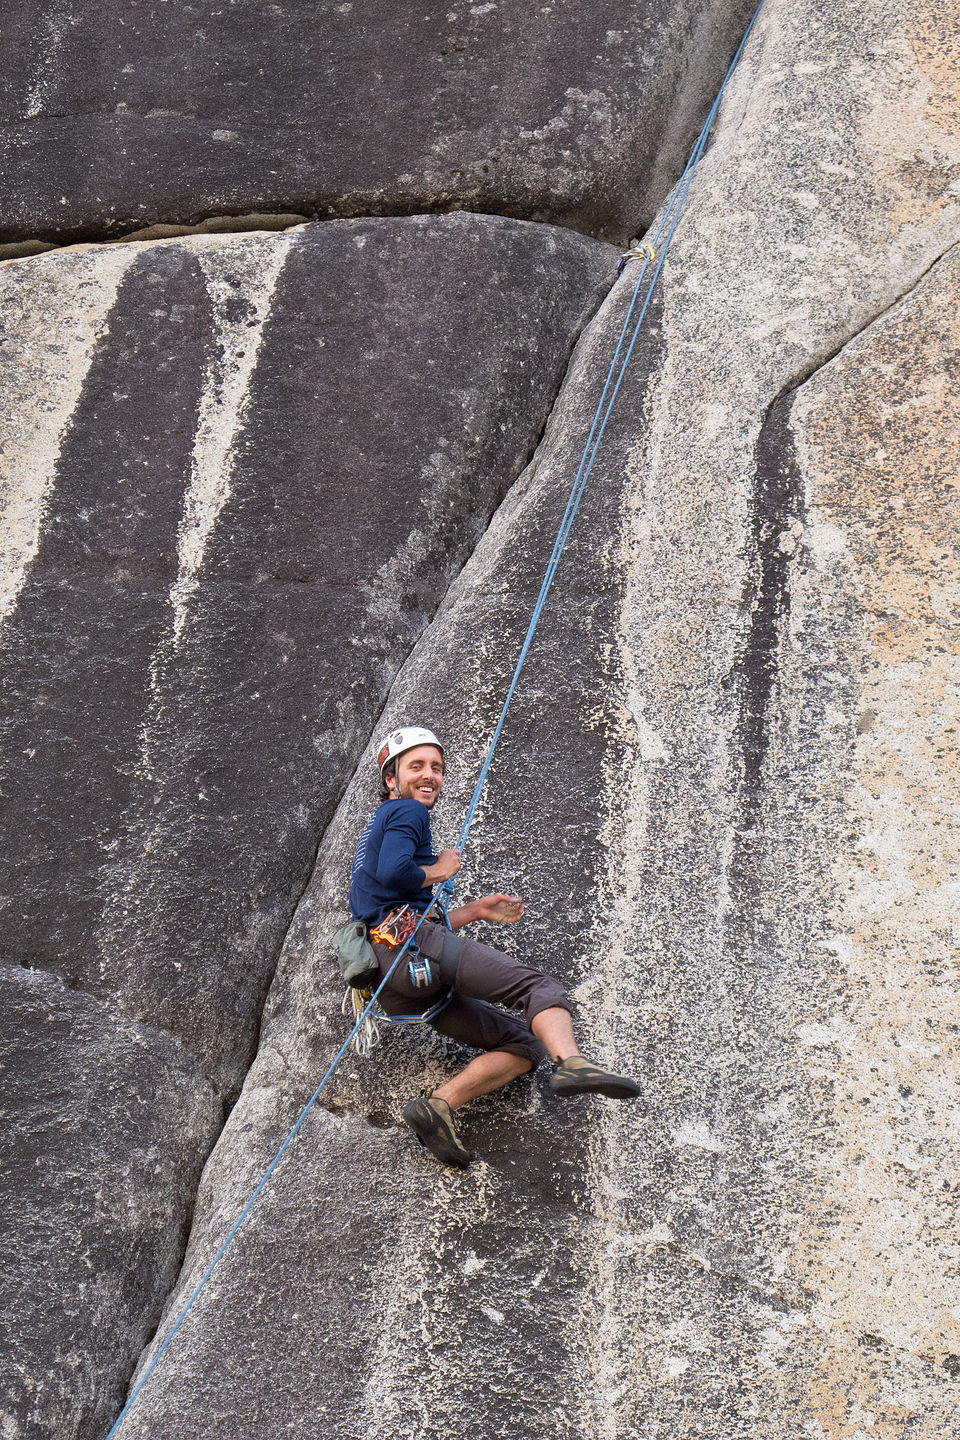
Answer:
103;6;765;1433
369;903;454;1010
342;971;454;1057
373;988;454;1023
343;902;455;1056
371;906;439;989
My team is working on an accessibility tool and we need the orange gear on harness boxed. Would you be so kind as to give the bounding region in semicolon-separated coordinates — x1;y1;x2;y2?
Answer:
369;904;420;948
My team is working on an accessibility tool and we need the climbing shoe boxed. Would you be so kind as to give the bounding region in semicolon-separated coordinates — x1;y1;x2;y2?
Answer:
402;1093;473;1169
550;1056;642;1100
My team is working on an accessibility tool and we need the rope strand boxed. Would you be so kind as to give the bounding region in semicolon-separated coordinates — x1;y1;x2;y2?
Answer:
451;0;764;859
104;907;433;1438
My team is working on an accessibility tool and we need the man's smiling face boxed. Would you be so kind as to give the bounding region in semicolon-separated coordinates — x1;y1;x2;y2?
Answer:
389;744;444;808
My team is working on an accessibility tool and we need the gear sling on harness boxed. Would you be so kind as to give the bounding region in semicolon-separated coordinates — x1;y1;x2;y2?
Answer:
102;8;766;1433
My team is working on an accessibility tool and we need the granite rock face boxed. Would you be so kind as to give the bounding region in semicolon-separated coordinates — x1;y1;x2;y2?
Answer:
0;214;614;1440
107;2;960;1437
0;968;219;1440
752;243;960;1431
109;242;663;1440
0;0;758;246
3;0;960;1438
0;214;614;1097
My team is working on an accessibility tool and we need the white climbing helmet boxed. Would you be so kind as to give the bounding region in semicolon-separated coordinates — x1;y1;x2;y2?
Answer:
376;725;444;778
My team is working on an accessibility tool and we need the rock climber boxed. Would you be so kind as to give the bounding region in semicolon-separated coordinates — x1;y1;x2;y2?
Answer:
348;725;641;1168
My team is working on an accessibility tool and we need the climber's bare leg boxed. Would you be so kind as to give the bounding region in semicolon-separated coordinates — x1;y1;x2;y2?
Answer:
433;1050;532;1110
531;1005;581;1062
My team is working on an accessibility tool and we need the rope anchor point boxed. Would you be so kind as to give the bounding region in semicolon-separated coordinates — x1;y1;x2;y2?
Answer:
616;241;656;275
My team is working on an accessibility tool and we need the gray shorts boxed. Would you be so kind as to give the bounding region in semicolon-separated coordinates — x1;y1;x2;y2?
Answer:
370;920;570;1070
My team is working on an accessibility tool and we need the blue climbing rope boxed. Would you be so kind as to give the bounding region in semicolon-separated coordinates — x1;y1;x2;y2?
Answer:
103;6;764;1432
449;2;763;860
104;907;434;1439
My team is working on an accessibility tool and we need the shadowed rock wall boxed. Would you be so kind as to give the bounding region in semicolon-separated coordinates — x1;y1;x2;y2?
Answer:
0;213;615;1440
108;241;665;1440
0;0;758;246
0;214;614;1094
1;970;219;1440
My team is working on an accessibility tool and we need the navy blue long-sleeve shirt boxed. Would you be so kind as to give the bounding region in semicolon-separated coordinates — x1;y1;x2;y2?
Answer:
349;798;437;924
